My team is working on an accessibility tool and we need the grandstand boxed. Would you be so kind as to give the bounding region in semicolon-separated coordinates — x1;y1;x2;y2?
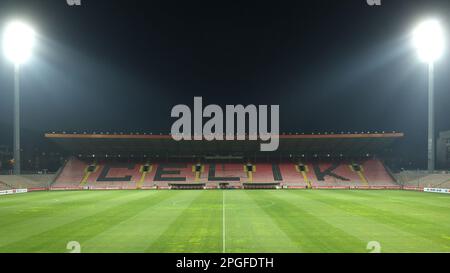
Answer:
52;158;397;189
5;131;450;190
43;132;404;190
0;174;54;190
394;170;450;188
0;181;11;190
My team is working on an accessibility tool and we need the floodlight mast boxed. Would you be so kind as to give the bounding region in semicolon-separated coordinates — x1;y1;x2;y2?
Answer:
2;21;35;175
13;63;20;175
427;62;434;173
412;19;445;173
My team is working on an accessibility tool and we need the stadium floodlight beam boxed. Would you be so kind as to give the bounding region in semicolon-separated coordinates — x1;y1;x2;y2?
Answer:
2;21;35;175
412;19;445;173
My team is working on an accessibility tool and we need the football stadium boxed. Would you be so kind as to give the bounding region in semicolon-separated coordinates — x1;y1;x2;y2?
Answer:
0;0;449;263
1;132;449;253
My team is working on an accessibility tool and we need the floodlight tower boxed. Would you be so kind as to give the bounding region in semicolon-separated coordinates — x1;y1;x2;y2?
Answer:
412;19;445;173
2;21;35;175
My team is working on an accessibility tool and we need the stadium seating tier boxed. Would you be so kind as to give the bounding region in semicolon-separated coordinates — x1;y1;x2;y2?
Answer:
52;158;398;188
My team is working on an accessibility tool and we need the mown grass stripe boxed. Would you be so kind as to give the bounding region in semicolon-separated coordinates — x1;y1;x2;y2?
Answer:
297;190;450;251
0;190;127;229
0;190;171;252
225;191;299;253
283;190;442;252
146;191;221;253
81;190;202;252
249;190;365;252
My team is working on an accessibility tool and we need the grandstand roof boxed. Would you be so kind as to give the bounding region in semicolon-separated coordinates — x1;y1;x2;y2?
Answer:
45;132;403;157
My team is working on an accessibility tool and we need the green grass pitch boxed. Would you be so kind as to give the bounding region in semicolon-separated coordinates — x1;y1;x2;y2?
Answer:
0;189;449;253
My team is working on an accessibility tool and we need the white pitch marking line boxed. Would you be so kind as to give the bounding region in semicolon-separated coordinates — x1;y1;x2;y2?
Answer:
222;190;226;253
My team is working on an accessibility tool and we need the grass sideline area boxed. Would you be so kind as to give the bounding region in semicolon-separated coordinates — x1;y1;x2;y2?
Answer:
0;190;449;253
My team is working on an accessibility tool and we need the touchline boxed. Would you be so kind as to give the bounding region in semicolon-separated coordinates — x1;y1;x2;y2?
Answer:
170;97;280;151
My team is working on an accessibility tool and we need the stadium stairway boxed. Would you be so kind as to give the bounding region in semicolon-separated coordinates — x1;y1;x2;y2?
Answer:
80;163;99;186
295;164;312;188
136;164;152;189
349;163;369;186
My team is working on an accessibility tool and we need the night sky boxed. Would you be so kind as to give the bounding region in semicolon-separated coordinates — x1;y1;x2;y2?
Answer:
0;0;449;166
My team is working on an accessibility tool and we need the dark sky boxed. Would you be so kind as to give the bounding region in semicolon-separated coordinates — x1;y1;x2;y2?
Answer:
0;0;449;165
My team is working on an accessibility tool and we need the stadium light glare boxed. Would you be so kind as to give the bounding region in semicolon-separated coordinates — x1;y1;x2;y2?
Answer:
413;19;444;63
3;21;35;65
